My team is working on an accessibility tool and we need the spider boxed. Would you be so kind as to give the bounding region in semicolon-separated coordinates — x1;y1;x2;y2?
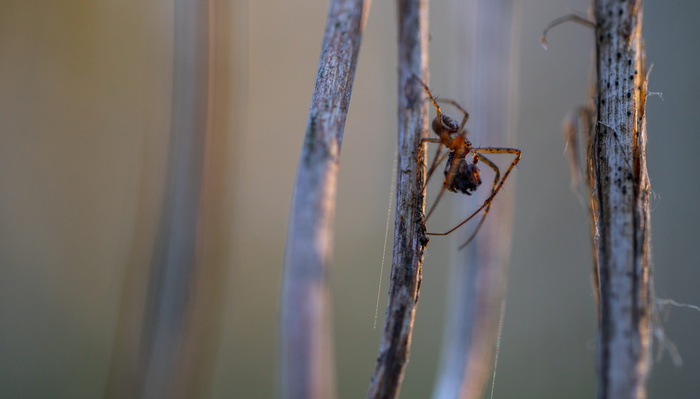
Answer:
418;79;522;249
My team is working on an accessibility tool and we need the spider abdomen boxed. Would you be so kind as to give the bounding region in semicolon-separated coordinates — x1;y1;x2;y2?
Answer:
444;152;481;195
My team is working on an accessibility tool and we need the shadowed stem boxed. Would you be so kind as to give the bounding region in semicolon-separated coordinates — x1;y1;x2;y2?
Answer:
367;0;429;398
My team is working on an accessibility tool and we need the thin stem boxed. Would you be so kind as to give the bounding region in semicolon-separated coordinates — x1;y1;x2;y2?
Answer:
366;0;429;398
541;13;595;49
280;1;369;399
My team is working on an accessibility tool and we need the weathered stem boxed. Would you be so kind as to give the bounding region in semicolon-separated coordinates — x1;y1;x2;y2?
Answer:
367;0;429;398
280;1;369;398
591;1;652;398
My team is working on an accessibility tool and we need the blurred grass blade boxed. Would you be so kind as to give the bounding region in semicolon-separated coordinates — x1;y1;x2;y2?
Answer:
104;1;210;398
432;1;519;398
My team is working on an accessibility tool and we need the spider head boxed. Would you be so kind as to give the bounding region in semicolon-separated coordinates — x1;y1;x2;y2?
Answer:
432;113;460;137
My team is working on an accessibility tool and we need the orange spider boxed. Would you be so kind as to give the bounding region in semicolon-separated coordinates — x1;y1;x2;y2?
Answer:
418;79;521;249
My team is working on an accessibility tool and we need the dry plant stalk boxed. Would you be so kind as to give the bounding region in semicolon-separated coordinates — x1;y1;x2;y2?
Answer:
591;1;652;398
280;1;369;398
545;2;653;397
367;0;429;398
544;2;652;397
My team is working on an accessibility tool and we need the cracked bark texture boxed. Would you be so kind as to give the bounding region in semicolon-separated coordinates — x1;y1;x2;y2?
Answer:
366;0;429;398
591;1;652;398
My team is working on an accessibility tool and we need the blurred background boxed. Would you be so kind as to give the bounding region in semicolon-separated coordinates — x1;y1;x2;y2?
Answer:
1;0;699;398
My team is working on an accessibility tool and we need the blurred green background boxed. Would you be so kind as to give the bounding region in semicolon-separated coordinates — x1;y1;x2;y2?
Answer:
1;0;699;398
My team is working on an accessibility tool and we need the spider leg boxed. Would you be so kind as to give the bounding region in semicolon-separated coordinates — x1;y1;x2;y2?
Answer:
438;99;469;132
427;147;521;237
425;148;465;220
416;80;453;193
421;139;450;194
416;78;443;120
457;154;499;249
